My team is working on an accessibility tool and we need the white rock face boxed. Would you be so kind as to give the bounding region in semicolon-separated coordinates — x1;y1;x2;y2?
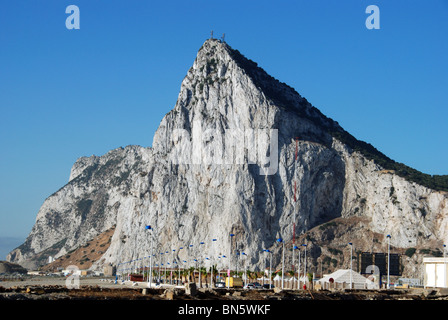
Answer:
8;39;448;276
336;140;448;247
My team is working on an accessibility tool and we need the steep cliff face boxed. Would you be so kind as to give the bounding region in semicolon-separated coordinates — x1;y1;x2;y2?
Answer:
8;39;448;277
7;145;149;269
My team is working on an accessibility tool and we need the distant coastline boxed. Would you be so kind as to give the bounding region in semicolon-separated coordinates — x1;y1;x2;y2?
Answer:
0;237;25;261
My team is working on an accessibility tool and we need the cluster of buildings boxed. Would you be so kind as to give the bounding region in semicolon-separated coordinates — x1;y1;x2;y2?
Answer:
31;254;448;291
315;256;448;290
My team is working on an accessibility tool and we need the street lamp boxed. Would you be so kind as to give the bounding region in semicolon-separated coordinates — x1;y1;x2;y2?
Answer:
165;251;169;284
145;225;153;287
236;252;240;276
152;254;156;282
228;233;235;289
205;257;211;287
264;249;272;288
199;242;205;287
348;242;353;289
302;244;307;286
178;247;183;285
386;234;391;289
171;249;176;285
211;239;217;287
221;255;226;282
182;259;187;284
189;244;194;284
173;261;178;285
277;238;285;289
193;258;198;284
159;252;164;283
293;246;299;290
241;252;248;286
167;261;171;283
444;244;447;288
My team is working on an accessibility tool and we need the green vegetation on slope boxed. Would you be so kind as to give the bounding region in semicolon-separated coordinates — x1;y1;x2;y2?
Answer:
227;44;448;192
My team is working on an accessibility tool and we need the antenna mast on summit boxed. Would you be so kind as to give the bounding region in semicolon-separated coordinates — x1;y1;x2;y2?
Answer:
221;33;225;43
210;30;214;39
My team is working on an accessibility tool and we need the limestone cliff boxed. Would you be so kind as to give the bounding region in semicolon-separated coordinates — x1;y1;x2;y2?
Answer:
8;39;448;278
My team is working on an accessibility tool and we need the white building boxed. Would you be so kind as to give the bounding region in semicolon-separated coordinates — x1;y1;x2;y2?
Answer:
318;269;376;289
423;257;448;288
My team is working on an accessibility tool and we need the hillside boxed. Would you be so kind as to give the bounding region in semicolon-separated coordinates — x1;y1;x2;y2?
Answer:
40;227;115;272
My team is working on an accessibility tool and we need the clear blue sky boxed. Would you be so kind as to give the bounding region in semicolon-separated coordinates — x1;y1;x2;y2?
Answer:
0;1;447;258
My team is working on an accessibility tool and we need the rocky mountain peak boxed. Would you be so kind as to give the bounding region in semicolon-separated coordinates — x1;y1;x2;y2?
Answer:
176;38;312;121
7;39;448;279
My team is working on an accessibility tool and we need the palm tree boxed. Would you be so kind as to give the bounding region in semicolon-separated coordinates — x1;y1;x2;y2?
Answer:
181;268;189;284
254;271;261;283
200;267;208;287
246;270;253;283
307;272;313;289
188;266;195;283
174;269;180;285
198;266;203;287
152;269;158;282
209;264;218;287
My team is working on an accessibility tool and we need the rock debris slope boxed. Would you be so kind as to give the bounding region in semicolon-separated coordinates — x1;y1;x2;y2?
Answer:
8;39;448;277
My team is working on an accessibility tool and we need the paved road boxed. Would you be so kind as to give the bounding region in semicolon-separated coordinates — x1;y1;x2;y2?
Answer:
0;276;185;290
